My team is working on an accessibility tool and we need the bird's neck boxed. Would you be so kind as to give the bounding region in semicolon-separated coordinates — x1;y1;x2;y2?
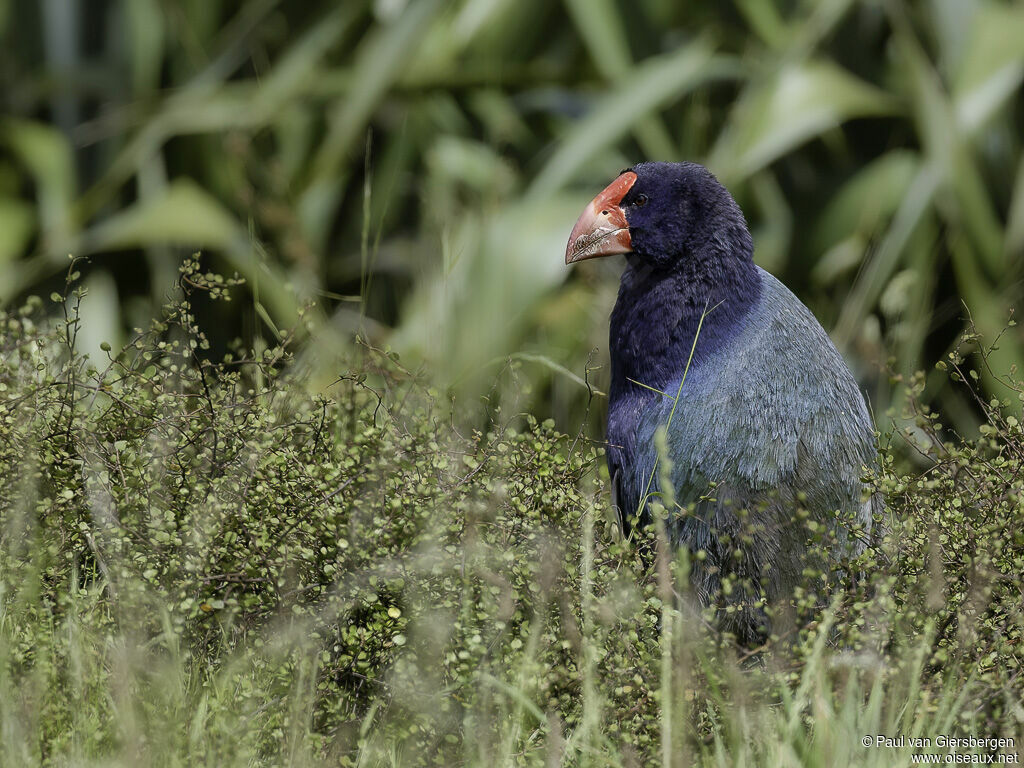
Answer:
609;251;762;400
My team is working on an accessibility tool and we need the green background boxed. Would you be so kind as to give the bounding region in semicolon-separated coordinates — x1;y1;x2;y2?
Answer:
3;0;1024;430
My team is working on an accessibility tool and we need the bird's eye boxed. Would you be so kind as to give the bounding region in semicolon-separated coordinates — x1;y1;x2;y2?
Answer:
635;194;649;208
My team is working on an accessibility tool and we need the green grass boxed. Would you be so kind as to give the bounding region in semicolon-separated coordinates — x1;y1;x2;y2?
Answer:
1;263;1021;766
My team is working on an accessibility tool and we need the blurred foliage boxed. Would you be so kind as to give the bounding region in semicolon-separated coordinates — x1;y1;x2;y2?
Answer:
1;0;1024;433
1;263;1022;764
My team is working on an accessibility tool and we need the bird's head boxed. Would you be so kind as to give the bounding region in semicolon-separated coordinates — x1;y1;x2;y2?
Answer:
565;161;753;271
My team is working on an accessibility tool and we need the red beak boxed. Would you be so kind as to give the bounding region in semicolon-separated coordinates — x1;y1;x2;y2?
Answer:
565;171;636;264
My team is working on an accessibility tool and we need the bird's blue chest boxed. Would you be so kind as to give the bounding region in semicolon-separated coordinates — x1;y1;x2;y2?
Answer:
606;305;745;521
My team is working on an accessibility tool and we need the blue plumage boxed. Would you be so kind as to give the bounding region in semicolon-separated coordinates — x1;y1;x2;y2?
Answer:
566;161;878;644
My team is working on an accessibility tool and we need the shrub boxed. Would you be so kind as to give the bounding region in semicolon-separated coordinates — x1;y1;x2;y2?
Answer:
0;260;1021;766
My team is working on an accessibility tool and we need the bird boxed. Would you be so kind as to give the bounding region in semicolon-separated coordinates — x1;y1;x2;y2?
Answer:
565;161;879;645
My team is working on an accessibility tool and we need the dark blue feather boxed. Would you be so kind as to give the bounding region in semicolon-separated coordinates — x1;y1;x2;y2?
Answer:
603;162;878;643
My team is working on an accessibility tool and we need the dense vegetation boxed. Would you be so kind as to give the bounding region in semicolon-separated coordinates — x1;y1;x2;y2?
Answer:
1;263;1021;766
3;1;1024;765
2;0;1024;429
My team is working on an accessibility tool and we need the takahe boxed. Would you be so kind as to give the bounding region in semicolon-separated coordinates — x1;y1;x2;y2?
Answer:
565;161;879;644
